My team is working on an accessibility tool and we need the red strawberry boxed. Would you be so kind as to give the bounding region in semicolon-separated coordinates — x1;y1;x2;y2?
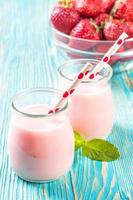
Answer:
51;6;80;34
75;0;116;18
124;21;133;50
104;18;133;40
103;19;125;40
102;0;116;13
69;19;102;50
125;21;133;37
111;0;127;19
125;0;133;21
112;0;133;21
95;44;125;53
95;44;111;53
95;14;111;26
76;0;101;17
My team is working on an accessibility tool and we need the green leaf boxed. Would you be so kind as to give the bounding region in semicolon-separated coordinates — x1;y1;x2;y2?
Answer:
82;139;120;161
74;131;84;150
74;131;120;161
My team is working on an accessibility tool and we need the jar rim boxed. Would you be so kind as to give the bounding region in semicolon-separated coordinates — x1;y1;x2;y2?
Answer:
11;87;68;118
58;59;113;85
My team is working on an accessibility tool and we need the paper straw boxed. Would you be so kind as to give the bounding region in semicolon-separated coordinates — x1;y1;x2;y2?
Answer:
88;32;129;76
48;32;128;114
48;62;93;114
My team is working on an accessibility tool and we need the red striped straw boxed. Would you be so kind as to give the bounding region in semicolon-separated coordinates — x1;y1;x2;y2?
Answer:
48;32;128;114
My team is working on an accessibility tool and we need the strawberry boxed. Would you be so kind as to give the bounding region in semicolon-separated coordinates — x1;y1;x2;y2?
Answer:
111;0;127;19
51;3;80;34
102;0;116;13
69;19;102;50
125;0;133;21
95;43;125;53
124;21;133;50
111;0;133;21
76;0;101;18
95;44;111;53
95;14;111;26
75;0;116;18
104;18;133;40
103;19;125;40
125;21;133;37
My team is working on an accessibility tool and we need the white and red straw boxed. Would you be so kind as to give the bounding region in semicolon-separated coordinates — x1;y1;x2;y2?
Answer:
48;32;128;114
48;62;93;114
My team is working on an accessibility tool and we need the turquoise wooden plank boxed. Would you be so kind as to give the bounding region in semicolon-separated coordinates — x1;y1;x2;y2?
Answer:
0;0;132;199
110;68;133;199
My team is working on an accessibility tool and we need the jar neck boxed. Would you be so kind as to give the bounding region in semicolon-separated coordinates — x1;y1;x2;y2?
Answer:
58;60;113;86
11;88;69;118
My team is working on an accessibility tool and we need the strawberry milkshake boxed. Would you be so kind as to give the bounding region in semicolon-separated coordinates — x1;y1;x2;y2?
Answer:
8;88;74;182
58;59;114;140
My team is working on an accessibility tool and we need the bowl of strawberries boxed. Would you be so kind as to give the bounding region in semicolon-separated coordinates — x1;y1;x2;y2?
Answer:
50;0;133;66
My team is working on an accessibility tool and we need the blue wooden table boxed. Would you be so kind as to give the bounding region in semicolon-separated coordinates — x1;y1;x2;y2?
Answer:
0;0;133;199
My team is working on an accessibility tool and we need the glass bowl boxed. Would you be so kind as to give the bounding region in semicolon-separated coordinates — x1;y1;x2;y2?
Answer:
51;25;133;73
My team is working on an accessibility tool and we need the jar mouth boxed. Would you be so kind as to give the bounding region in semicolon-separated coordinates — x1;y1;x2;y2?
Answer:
58;59;113;84
11;88;68;118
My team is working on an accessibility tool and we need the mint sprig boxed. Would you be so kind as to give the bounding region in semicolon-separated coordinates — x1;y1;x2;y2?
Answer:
74;131;120;161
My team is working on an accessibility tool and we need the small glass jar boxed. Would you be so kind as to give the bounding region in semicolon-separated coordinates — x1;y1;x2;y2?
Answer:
8;88;74;182
58;59;114;140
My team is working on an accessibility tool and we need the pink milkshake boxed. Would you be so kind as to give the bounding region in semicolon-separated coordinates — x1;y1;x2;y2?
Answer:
58;59;114;140
8;88;74;182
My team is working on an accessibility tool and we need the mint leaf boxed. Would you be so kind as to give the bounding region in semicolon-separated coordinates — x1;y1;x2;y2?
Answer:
74;131;120;161
83;139;120;161
74;131;84;150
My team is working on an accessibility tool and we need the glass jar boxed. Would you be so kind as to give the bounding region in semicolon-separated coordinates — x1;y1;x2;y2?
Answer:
58;59;114;140
8;88;74;182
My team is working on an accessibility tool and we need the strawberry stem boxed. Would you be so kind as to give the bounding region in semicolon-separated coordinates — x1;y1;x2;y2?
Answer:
59;0;73;8
90;18;100;32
